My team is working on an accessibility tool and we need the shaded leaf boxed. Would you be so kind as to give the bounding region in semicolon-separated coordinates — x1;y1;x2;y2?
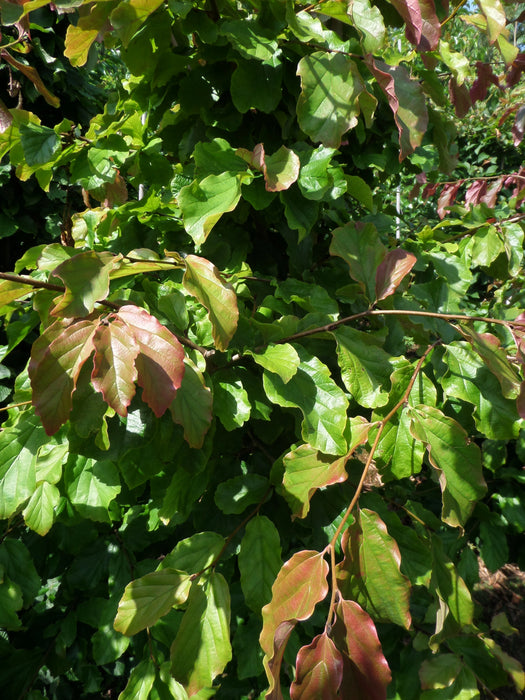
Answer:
330;221;386;301
91;317;140;417
1;49;60;107
114;569;192;636
183;255;239;351
65;455;121;523
51;251;115;318
215;473;269;515
430;536;474;628
409;405;487;528
239;515;282;614
19;122;60;167
169;360;212;449
290;633;343;700
366;57;428;160
332;598;391;700
170;573;232;696
260;551;329;699
117;305;185;417
375;249;417;301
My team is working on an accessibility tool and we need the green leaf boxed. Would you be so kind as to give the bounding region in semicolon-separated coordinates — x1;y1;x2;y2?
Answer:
366;57;428;160
0;413;48;519
110;0;164;47
19;122;60;168
280;186;320;241
260;550;329;698
1;51;60;107
117;305;185;417
332;326;392;409
477;0;506;43
348;0;386;52
458;325;521;400
193;138;248;178
430;536;474;628
91;317;140;417
297;52;371;148
170;361;212;449
297;145;337;201
282;445;351;520
23;481;60;536
92;624;130;665
178;173;243;247
170;573;232;696
0;279;32;307
0;539;40;606
346;175;375;211
0;577;23;630
215;473;269;515
221;19;279;63
357;509;412;629
118;658;156;700
263;146;300;192
114;569;192;636
29;317;98;435
160;532;225;574
231;60;282;113
419;653;462;689
183;255;239;351
246;343;300;384
441;342;520;439
263;346;349;456
212;376;251;431
330;221;386;301
374;406;425;480
51;251;115;318
409;405;487;528
65;455;121;522
238;515;282;614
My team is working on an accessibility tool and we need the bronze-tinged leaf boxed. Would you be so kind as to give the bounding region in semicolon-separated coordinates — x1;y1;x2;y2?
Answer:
260;551;329;699
1;49;60;107
290;633;343;700
29;317;99;435
389;0;440;51
333;599;391;700
117;305;185;417
91;317;140;417
374;249;417;301
183;255;239;352
51;251;117;318
366;57;428;161
437;181;463;219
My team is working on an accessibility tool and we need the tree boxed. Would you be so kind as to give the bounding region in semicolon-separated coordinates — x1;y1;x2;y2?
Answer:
1;1;525;698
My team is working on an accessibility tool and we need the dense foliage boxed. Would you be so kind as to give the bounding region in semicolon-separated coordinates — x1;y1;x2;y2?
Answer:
1;1;525;698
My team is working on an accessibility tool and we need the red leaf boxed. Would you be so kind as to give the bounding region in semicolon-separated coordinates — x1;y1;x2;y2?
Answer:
375;249;417;301
506;53;525;87
366;57;428;161
449;77;471;118
117;305;185;417
408;171;427;200
332;599;392;700
91;317;139;417
290;633;343;700
517;381;525;420
480;176;505;208
29;317;98;435
260;551;329;699
389;0;440;51
437;181;462;219
464;180;487;208
470;61;500;104
422;182;439;200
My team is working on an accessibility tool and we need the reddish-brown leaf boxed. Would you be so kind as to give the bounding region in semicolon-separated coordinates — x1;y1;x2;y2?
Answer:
470;61;500;104
512;105;525;146
91;317;140;417
366;57;428;161
464;180;487;208
481;176;505;208
516;381;525;420
117;305;185;417
506;53;525;87
332;599;391;700
449;77;471;118
375;249;417;301
421;182;439;200
1;49;60;108
260;551;329;699
437;181;462;219
29;317;99;435
408;171;427;200
290;633;343;700
389;0;440;51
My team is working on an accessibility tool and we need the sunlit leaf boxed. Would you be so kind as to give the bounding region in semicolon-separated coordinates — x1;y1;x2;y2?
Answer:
51;251;116;318
22;481;60;536
246;343;300;384
260;550;329;699
375;249;417;301
389;0;441;51
91;317;139;417
1;50;60;107
114;569;192;636
183;255;239;352
170;360;213;449
170;573;232;696
409;405;487;528
117;305;185;417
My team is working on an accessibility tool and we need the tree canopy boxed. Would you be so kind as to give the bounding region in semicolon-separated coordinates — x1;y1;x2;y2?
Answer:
0;1;525;698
